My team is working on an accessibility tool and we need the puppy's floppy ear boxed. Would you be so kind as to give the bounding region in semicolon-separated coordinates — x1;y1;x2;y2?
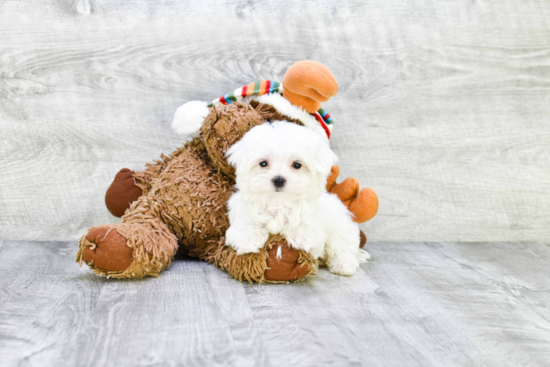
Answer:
226;122;270;170
225;138;246;169
311;140;338;178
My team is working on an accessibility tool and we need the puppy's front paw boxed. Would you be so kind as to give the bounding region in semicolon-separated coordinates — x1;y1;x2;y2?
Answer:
236;234;269;255
226;226;269;255
358;248;371;262
328;252;361;276
286;235;312;252
227;230;268;255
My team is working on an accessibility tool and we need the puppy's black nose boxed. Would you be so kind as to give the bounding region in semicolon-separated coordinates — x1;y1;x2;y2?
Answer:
272;176;286;188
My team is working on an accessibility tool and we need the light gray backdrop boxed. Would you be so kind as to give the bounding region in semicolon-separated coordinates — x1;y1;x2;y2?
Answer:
1;0;549;242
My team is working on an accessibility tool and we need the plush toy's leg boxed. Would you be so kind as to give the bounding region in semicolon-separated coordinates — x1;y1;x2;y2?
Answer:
199;235;317;283
106;153;176;217
77;196;178;278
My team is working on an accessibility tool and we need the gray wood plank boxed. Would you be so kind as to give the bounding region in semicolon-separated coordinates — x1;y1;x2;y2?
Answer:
1;0;550;243
244;241;550;367
0;241;267;367
2;241;550;366
364;242;550;366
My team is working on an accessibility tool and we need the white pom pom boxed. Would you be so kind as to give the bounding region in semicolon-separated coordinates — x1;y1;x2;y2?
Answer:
171;101;210;137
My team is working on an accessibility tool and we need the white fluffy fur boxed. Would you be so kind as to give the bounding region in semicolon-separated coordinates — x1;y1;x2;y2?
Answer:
172;100;210;137
225;121;369;276
244;93;330;144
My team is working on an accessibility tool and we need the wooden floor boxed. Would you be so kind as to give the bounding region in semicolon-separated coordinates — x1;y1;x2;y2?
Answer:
1;241;549;366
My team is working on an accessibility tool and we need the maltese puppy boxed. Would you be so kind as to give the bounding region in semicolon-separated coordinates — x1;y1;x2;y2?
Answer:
225;121;370;276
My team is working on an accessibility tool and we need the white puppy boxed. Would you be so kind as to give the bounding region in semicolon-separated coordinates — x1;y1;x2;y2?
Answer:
225;121;370;276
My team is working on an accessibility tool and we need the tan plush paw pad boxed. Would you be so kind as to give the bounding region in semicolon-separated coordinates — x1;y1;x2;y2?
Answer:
264;240;310;281
360;230;367;248
105;168;143;217
82;226;134;272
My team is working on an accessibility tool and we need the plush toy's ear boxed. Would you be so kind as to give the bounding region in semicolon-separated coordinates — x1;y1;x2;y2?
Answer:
172;101;210;137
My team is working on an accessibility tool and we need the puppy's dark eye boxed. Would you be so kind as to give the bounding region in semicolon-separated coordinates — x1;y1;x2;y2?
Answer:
259;161;268;167
292;162;302;169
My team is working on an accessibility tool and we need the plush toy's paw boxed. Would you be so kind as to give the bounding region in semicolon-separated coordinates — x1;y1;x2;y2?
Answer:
326;165;379;223
204;235;316;283
79;226;134;272
77;223;177;279
264;239;314;282
172;101;210;137
105;168;143;217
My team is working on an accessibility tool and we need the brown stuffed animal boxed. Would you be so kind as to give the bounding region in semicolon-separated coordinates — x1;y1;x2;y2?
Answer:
76;61;378;282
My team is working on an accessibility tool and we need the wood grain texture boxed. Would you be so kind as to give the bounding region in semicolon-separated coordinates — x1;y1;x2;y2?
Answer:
0;241;268;366
1;0;550;241
245;242;550;366
2;240;550;366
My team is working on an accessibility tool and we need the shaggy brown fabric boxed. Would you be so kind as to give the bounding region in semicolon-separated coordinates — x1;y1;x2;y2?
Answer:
105;168;144;217
201;102;265;177
76;218;178;279
78;190;182;278
249;100;305;126
144;137;234;257
78;107;246;279
133;153;177;194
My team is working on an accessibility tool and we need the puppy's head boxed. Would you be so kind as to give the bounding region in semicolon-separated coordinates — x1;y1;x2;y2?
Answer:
226;121;337;201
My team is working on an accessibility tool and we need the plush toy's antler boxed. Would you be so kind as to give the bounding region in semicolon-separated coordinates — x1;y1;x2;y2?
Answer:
283;63;379;226
172;60;339;138
282;60;339;113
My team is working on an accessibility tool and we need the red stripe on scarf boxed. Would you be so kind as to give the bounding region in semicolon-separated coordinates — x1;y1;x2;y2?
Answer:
314;113;331;139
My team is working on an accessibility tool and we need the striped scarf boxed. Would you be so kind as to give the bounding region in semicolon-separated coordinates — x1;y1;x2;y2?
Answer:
207;80;334;139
